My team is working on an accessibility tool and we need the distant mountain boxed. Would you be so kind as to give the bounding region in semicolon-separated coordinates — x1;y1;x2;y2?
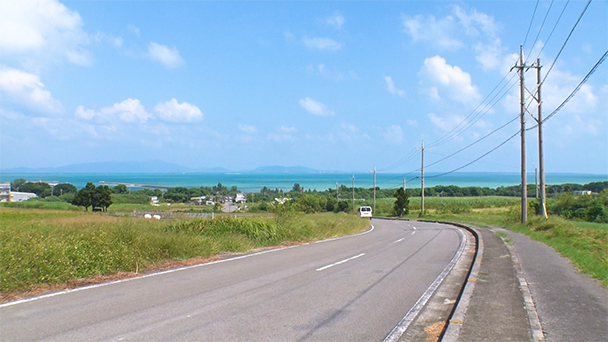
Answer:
249;166;321;174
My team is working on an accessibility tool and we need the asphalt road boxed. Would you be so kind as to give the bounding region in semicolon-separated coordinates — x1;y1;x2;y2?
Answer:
1;219;464;341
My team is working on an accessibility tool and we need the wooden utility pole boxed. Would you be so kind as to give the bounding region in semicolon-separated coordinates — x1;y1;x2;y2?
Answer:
511;46;528;223
352;175;355;211
421;140;425;214
373;166;376;214
536;58;548;218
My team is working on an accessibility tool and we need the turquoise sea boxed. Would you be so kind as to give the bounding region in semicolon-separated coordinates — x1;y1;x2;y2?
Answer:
1;172;606;192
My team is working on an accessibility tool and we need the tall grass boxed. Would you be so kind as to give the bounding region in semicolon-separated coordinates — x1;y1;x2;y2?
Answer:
0;208;368;294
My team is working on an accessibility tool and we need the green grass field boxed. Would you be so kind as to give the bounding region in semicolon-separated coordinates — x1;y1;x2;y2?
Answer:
0;208;368;294
2;195;605;297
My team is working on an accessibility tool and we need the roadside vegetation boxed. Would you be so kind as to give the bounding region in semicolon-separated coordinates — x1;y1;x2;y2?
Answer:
0;208;367;298
1;178;606;299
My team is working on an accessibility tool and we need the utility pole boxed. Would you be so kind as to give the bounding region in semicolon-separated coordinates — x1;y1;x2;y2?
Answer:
536;58;548;218
352;175;355;211
373;166;376;214
336;182;339;200
421;140;425;214
535;166;538;199
511;46;529;223
403;178;406;191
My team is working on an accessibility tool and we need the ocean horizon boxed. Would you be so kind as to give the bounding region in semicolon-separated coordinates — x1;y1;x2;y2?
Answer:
1;172;606;192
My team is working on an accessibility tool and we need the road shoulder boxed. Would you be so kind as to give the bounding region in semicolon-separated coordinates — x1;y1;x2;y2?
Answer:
496;228;608;342
452;227;533;341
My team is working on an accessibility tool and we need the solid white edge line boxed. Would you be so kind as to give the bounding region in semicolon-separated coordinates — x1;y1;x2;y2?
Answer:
316;253;366;271
314;223;375;244
383;226;467;342
2;223;376;308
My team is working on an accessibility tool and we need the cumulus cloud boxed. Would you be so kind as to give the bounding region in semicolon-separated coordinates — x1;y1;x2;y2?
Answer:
453;6;499;38
302;37;342;51
402;14;462;50
419;56;481;105
385;125;404;144
384;76;406;97
128;25;140;37
268;126;297;142
299;97;335;116
148;42;184;68
326;14;345;29
0;66;62;113
76;98;151;124
0;0;91;67
428;113;465;132
238;124;258;134
154;98;202;123
402;6;509;72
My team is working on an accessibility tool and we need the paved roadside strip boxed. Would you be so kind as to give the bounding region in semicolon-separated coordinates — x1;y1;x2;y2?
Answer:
496;228;608;342
445;225;534;341
444;224;608;342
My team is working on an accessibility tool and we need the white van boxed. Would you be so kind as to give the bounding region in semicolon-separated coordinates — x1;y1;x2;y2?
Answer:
358;206;372;219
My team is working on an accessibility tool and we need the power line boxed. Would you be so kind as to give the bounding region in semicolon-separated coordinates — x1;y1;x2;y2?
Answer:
427;73;518;149
425;130;520;180
522;0;541;50
542;0;592;84
529;0;571;63
528;0;555;59
424;115;520;170
542;49;608;124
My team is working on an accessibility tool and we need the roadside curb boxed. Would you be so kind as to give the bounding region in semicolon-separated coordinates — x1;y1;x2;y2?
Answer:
497;229;545;341
440;224;482;342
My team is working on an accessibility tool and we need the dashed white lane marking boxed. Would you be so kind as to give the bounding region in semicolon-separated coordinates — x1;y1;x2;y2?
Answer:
316;253;365;271
391;238;405;245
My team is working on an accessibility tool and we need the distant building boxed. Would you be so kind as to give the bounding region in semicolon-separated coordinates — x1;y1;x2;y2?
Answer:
573;190;592;196
190;196;207;205
150;196;159;204
0;183;10;202
235;193;247;203
10;192;38;202
274;197;290;204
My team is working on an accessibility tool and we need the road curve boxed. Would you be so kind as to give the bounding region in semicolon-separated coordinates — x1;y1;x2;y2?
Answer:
1;219;467;341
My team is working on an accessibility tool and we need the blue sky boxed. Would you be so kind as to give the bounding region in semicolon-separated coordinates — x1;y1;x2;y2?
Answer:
1;0;606;174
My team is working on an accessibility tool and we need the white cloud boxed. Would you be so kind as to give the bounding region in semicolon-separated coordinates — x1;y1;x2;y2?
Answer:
154;98;202;123
326;15;345;29
385;125;404;144
238;124;258;134
279;126;297;133
148;42;184;68
299;97;335;116
94;32;123;48
419;56;481;105
453;6;499;38
384;76;405;97
406;119;418;127
428;113;465;132
268;126;297;142
0;66;62;113
402;6;509;72
402;14;462;50
128;25;140;37
0;0;91;67
302;37;342;51
76;98;151;124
